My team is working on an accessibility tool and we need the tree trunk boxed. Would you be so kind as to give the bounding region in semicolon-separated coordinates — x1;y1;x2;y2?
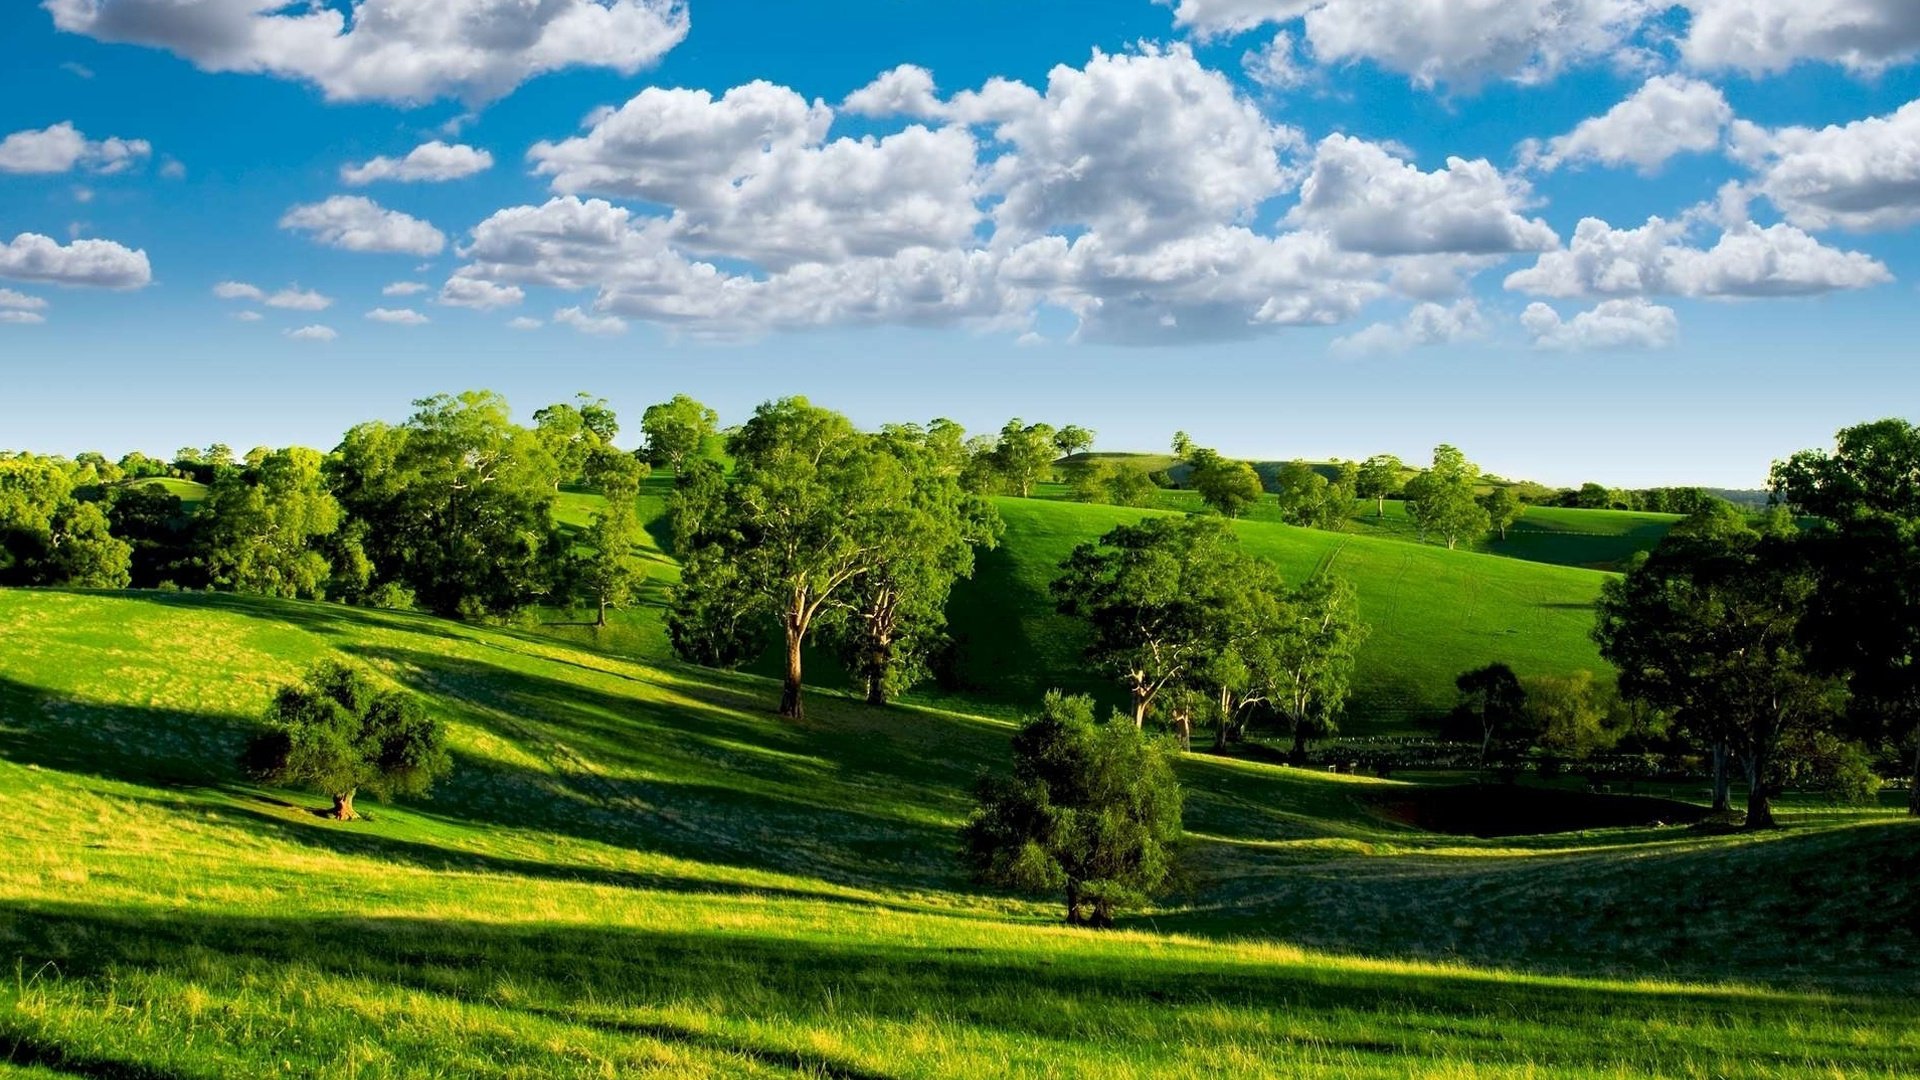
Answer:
1710;741;1730;813
1290;723;1310;765
328;789;358;821
1172;708;1192;751
1743;755;1775;830
1131;688;1150;729
865;635;890;706
1064;880;1081;926
595;594;608;627
778;625;805;720
1375;496;1385;518
1908;736;1919;818
1480;718;1495;765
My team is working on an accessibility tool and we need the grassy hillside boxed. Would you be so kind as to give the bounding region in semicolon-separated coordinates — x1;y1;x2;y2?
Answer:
0;588;1915;1077
946;498;1615;729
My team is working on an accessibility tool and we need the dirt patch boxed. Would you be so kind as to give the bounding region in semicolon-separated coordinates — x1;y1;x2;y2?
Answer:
1368;783;1710;837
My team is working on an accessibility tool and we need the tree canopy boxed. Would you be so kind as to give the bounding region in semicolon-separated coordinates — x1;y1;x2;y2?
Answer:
240;661;450;821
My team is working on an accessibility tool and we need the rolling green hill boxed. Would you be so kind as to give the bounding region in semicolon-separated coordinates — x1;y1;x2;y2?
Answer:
946;498;1614;730
0;588;1914;1077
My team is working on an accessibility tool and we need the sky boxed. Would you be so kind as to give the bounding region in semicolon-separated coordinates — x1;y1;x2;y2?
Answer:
3;1;1920;488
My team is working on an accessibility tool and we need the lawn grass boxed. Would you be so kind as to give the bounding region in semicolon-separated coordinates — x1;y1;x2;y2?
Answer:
1;587;1914;1077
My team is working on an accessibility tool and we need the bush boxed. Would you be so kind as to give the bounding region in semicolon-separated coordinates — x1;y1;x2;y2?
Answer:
241;661;450;820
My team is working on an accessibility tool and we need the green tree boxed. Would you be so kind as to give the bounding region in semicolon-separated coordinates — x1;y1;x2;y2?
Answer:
1479;486;1525;541
1404;445;1490;549
1108;467;1159;508
1053;425;1096;460
104;481;193;587
1272;460;1329;527
1522;671;1623;759
1053;515;1246;727
962;691;1182;927
992;419;1057;497
1454;663;1530;764
577;449;650;626
0;457;131;588
670;398;907;719
640;394;719;474
534;393;618;486
1190;450;1264;519
1271;575;1366;761
196;447;341;599
1356;454;1404;517
239;661;450;821
1064;458;1115;504
329;391;565;619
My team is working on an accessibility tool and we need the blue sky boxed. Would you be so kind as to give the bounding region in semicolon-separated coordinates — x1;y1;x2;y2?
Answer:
4;0;1920;487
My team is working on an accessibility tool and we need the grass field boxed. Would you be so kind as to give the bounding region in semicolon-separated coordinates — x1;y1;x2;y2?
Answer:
112;476;210;509
1;587;1914;1077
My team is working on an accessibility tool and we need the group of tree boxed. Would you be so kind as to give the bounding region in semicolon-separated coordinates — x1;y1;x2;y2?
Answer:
1590;417;1920;825
1536;483;1736;515
666;399;1002;718
1051;514;1365;755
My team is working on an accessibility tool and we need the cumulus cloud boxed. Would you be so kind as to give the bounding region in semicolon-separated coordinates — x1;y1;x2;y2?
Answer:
1730;101;1920;232
1287;134;1558;255
0;288;48;311
0;232;150;288
45;0;690;105
1332;299;1485;353
280;195;445;256
842;65;945;119
553;305;627;335
1522;298;1677;349
217;282;334;310
0;121;150;175
366;306;429;324
285;324;338;342
1164;0;1661;88
1521;76;1732;174
232;310;264;322
342;141;493;184
1505;215;1892;299
212;280;265;301
506;316;543;330
0;310;47;325
1680;0;1920;75
382;281;428;296
439;272;524;309
1243;31;1310;89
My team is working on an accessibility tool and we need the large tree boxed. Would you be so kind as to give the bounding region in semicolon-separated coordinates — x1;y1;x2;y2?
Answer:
195;446;341;599
640;394;719;474
1053;425;1096;460
328;391;564;619
577;448;650;627
0;457;131;588
1270;574;1366;761
1356;454;1404;517
1404;445;1490;549
240;661;450;821
963;691;1182;927
1052;514;1248;727
991;419;1058;497
833;425;1003;705
1772;417;1920;815
533;393;618;486
1188;449;1264;519
669;398;907;719
1453;663;1532;764
1479;486;1526;541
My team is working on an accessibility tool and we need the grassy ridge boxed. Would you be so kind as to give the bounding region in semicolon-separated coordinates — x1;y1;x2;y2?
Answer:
945;498;1615;728
0;589;1915;1076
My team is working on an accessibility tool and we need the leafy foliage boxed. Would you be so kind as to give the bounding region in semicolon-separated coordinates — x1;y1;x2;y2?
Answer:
239;661;450;820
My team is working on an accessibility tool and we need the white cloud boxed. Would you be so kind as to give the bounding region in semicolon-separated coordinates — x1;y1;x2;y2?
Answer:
285;324;338;342
1522;76;1732;174
506;315;543;330
267;287;334;311
553;305;627;335
382;281;428;296
843;65;944;119
1244;31;1309;90
1332;299;1484;353
1287;134;1558;255
1522;298;1677;349
0;122;150;175
45;0;689;105
233;310;263;322
1505;215;1892;299
439;272;525;309
212;280;264;301
1729;101;1920;232
0;310;47;325
0;288;48;311
1681;0;1920;75
1164;0;1661;88
280;195;445;256
159;157;186;180
342;141;493;184
366;306;429;324
0;232;150;288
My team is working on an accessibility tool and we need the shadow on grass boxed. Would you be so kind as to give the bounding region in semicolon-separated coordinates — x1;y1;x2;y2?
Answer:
0;1034;191;1080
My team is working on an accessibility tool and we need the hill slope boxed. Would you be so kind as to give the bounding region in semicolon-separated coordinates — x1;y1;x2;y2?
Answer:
1;588;1915;1077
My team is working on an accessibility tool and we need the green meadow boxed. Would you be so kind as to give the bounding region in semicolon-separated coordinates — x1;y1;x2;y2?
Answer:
1;588;1915;1078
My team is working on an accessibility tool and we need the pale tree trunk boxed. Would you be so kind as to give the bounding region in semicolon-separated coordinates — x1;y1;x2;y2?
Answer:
1131;684;1150;729
328;789;358;820
1171;707;1192;751
596;593;609;627
779;623;805;720
1375;496;1386;518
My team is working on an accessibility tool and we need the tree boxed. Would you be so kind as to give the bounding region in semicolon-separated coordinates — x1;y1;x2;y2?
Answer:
1356;454;1404;517
195;447;341;599
1272;460;1329;527
1595;528;1841;827
1479;486;1525;541
962;691;1182;927
1454;663;1530;764
1189;450;1264;519
670;398;907;719
1053;515;1247;727
1404;445;1490;549
0;457;131;588
832;426;1002;705
104;481;193;587
1522;671;1624;760
577;449;650;626
1053;425;1096;460
991;419;1057;497
534;393;618;486
1065;458;1116;504
329;392;565;619
1270;575;1366;761
1171;431;1194;459
240;661;450;820
640;394;719;474
1109;467;1159;508
1772;417;1920;815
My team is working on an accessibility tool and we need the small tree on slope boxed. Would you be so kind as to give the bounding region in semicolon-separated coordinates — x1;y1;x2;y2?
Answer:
963;691;1183;927
241;661;450;820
